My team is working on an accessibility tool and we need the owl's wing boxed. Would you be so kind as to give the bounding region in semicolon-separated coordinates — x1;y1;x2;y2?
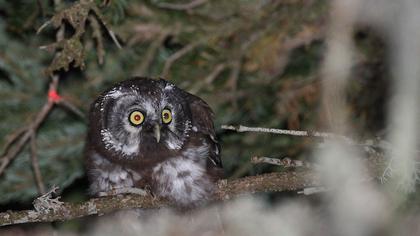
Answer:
187;94;223;169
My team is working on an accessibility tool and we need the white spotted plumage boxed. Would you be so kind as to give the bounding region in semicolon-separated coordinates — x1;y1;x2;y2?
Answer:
100;129;139;156
152;154;214;205
88;152;142;195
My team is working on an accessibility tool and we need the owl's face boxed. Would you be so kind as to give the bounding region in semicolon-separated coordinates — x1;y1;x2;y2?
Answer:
90;78;192;160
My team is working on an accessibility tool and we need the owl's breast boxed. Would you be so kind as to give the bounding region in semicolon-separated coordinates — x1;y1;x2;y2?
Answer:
150;144;216;206
151;157;215;206
86;152;143;196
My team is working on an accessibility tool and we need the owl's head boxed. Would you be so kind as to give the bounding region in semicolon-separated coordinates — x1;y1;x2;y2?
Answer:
88;77;193;161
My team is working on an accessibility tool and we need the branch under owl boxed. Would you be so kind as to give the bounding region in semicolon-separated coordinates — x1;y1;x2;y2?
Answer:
0;170;320;226
0;148;391;228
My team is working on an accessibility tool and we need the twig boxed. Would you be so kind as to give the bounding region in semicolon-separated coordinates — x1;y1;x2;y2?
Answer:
2;126;27;155
30;133;46;194
297;186;327;195
58;99;85;120
157;0;208;11
136;30;170;76
0;171;318;226
225;60;241;109
221;124;353;143
89;3;122;49
251;156;312;168
108;30;122;49
36;20;51;35
89;15;105;65
190;63;227;93
160;42;199;78
226;60;241;91
37;0;45;17
23;4;40;30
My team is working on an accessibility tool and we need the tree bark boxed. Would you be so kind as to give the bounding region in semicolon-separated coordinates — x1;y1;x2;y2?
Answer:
0;170;319;226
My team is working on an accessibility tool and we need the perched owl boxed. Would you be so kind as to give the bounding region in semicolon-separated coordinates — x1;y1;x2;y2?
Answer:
85;77;223;207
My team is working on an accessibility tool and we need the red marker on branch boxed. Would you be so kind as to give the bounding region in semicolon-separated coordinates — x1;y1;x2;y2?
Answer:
48;89;62;103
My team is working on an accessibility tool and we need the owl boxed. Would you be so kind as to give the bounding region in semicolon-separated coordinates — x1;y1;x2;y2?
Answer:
85;77;223;207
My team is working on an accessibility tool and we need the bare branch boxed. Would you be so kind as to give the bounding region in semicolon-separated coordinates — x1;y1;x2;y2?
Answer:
107;30;122;49
161;42;199;78
190;63;227;93
36;20;51;35
30;133;46;194
2;126;27;155
0;77;59;176
89;15;105;65
135;30;170;76
37;0;45;17
57;99;85;120
0;130;34;176
222;124;353;143
0;171;318;226
157;0;208;11
251;156;312;168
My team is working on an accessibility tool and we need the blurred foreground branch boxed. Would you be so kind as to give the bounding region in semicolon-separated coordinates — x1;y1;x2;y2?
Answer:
0;171;318;226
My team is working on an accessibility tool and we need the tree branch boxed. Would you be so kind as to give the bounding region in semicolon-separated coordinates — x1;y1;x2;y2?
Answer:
30;132;46;195
0;171;318;226
135;30;170;76
251;156;313;168
222;124;354;143
0;77;59;176
160;42;199;78
157;0;208;11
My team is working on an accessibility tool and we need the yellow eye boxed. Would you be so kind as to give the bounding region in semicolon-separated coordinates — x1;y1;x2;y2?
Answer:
129;111;144;126
162;109;172;124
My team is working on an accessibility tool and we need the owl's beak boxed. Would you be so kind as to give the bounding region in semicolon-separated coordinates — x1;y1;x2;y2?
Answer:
154;124;161;143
